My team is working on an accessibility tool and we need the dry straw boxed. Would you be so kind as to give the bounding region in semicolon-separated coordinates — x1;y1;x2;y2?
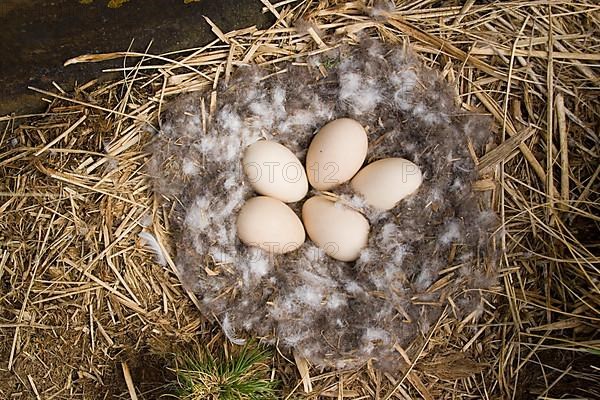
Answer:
1;0;598;399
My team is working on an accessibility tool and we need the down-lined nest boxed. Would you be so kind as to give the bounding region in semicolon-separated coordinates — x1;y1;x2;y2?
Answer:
149;39;497;370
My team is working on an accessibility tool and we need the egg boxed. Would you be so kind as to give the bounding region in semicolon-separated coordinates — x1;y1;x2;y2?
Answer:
243;140;308;203
237;196;305;254
351;158;422;211
302;196;369;262
305;118;368;191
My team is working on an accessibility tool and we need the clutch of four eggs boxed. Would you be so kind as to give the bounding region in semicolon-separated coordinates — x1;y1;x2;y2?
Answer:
236;118;423;262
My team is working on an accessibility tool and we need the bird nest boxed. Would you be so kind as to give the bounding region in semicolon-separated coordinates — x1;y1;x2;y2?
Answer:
149;39;497;371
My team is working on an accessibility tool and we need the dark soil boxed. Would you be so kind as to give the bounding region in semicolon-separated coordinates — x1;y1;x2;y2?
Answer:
517;350;600;399
0;0;272;115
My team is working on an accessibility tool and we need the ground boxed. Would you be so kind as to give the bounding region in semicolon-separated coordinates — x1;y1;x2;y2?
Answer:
0;0;271;115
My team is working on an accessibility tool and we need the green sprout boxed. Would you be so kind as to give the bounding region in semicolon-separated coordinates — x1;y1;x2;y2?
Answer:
321;57;340;70
167;342;278;400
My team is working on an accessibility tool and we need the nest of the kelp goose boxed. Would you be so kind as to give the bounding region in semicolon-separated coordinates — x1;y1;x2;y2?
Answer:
149;39;497;371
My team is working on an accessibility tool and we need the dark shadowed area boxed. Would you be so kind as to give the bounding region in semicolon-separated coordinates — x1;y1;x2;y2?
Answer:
0;0;272;115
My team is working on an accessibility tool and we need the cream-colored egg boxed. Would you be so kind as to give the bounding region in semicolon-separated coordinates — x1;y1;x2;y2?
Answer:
243;140;308;203
306;118;368;190
237;196;305;254
302;196;369;262
351;158;422;211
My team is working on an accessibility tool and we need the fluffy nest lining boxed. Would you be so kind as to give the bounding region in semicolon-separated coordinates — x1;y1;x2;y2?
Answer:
150;38;497;371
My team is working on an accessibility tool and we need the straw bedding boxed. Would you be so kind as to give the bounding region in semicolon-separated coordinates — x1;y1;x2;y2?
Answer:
1;0;598;399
